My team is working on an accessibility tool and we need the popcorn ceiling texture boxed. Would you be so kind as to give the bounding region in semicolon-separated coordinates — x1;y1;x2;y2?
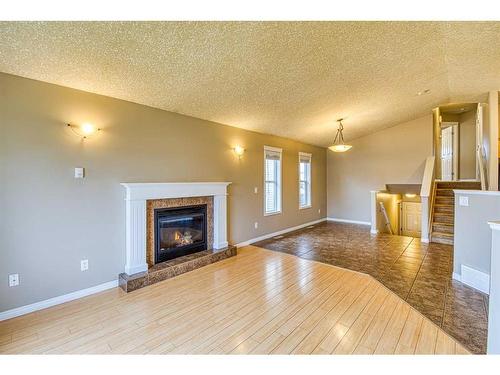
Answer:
0;21;498;145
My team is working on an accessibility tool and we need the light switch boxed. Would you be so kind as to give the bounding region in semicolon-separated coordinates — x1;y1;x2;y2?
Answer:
254;187;258;194
459;196;469;207
74;167;85;179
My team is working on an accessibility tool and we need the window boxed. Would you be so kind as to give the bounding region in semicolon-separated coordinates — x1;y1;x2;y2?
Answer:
299;152;312;209
264;146;282;215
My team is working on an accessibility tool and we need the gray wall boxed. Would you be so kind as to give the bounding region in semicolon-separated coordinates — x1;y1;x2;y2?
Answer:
453;191;500;276
0;73;327;312
327;115;433;222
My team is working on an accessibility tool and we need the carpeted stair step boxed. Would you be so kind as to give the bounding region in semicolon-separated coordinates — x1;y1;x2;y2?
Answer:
432;222;454;234
433;212;454;224
431;231;454;245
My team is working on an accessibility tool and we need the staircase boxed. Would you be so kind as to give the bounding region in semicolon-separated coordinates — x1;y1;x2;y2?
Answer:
430;181;481;245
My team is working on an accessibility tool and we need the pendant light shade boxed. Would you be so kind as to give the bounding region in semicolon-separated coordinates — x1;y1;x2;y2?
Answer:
328;118;352;152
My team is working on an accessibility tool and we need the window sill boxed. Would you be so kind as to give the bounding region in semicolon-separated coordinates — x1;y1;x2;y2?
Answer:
299;205;312;210
264;211;282;217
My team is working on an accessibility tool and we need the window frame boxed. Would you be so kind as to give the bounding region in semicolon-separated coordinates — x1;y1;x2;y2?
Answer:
298;152;312;209
263;145;283;216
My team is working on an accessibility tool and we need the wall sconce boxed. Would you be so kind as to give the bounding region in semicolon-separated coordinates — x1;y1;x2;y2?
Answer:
233;145;245;158
67;123;101;139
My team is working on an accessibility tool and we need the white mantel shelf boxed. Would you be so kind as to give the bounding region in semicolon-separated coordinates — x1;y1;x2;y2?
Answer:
121;182;232;275
121;182;231;200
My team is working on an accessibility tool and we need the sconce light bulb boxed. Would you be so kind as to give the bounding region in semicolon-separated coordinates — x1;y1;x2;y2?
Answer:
81;123;96;135
234;145;245;156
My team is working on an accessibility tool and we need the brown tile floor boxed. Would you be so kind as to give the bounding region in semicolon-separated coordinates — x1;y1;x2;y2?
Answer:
253;221;489;354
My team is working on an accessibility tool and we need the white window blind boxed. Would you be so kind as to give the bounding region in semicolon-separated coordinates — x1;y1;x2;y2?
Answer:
299;152;312;208
264;146;282;215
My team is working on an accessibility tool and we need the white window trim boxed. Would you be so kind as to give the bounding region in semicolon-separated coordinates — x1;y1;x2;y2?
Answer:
264;145;283;216
299;152;312;210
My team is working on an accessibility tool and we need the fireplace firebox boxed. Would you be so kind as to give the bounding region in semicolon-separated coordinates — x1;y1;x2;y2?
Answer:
154;204;207;263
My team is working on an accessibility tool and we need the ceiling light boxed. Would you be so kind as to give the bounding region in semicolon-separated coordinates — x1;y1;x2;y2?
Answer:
328;119;352;153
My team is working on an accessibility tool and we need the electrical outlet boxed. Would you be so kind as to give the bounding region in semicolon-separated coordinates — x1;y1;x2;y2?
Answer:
318;208;321;214
254;187;258;194
254;222;258;229
9;274;19;287
81;259;89;271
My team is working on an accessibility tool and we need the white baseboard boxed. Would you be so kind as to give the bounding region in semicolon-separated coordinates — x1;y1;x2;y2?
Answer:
454;266;490;295
0;279;119;322
236;218;327;248
327;217;371;226
421;238;430;243
370;229;379;234
458;265;490;295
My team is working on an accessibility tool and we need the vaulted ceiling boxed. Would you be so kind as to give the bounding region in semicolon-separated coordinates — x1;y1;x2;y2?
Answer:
1;21;499;146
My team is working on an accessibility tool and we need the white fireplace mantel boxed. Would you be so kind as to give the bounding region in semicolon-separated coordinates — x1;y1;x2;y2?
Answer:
121;182;231;275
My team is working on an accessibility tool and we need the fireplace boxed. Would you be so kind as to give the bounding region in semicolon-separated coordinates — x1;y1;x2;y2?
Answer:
120;182;230;275
154;204;207;263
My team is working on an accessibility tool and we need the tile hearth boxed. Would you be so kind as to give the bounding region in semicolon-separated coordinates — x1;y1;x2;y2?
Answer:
119;246;236;292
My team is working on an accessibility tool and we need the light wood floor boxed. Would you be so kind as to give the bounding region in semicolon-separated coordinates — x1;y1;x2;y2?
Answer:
0;246;469;354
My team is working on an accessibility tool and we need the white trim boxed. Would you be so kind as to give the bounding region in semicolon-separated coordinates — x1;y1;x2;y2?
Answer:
0;280;118;322
488;221;500;231
421;237;430;243
236;218;326;247
120;182;231;201
327;217;371;226
263;145;283;153
456;265;490;295
453;189;500;196
370;229;379;234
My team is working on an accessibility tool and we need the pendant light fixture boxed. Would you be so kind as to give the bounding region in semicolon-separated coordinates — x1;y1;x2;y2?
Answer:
328;118;352;152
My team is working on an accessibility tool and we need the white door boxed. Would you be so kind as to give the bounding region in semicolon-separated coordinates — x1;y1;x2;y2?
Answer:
401;202;422;237
441;126;453;181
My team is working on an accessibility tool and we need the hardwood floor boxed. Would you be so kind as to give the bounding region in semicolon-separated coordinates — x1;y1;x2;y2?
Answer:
0;246;469;354
254;221;488;354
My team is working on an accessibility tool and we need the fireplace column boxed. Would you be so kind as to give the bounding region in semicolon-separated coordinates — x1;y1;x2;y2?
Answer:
124;199;148;275
213;194;228;249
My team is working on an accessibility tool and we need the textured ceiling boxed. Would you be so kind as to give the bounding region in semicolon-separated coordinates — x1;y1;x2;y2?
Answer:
1;21;499;146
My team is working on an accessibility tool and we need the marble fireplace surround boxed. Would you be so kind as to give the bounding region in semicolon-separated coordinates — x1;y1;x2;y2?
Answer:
146;196;214;267
121;182;231;275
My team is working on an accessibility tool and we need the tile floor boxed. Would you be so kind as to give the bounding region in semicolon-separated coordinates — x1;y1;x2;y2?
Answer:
253;221;489;354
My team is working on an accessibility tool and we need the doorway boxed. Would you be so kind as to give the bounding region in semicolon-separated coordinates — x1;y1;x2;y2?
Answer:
401;201;422;237
433;103;479;181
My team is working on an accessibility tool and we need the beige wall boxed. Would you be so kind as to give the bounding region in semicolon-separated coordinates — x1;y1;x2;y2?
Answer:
327;115;432;223
0;73;327;311
458;109;477;179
